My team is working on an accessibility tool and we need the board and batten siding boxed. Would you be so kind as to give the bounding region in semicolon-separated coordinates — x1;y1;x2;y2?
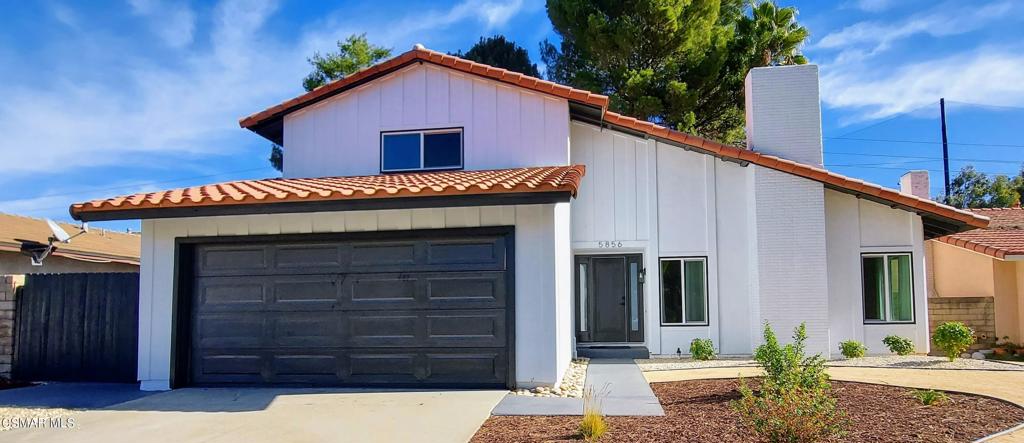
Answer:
568;121;756;356
282;64;571;178
825;189;929;356
136;204;572;391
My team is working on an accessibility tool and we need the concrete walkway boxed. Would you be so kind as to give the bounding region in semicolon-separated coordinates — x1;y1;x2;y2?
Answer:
493;359;664;416
3;388;506;443
644;366;1024;442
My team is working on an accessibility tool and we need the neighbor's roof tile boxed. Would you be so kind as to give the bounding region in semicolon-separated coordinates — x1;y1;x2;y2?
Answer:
935;207;1024;259
0;213;139;265
70;166;585;219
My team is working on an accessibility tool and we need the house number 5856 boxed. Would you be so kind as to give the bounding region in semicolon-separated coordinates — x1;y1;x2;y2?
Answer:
598;241;623;248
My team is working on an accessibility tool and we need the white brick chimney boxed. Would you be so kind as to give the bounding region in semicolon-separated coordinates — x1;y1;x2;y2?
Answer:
744;64;823;167
899;170;930;199
745;64;830;355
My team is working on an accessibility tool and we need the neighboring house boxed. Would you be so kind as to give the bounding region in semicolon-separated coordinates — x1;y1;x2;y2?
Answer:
0;213;140;378
927;205;1024;344
68;46;986;391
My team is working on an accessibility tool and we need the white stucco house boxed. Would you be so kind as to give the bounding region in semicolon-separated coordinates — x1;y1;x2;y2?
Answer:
70;46;987;391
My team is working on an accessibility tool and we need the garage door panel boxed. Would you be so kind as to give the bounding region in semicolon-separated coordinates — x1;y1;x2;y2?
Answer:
271;313;341;347
426;239;504;266
187;229;512;388
197;278;267;308
196;245;270;276
195;313;266;348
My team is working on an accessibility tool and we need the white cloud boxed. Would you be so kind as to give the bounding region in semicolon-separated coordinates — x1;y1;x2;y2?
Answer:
813;1;1017;54
51;4;80;28
0;0;532;178
128;0;197;49
820;48;1024;121
848;0;893;12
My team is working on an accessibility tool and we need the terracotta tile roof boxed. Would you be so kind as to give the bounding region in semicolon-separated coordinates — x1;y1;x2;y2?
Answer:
935;207;1024;259
70;166;585;220
602;111;989;231
239;46;609;131
0;213;139;265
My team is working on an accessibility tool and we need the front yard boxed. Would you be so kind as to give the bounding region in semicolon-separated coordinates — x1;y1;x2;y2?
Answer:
473;378;1024;442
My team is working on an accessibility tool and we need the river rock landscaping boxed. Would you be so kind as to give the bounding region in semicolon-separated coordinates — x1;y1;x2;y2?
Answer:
636;355;1024;372
472;378;1024;442
512;358;589;398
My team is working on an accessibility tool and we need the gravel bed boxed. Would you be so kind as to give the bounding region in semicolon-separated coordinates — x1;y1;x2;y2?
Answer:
0;407;79;431
473;379;1024;443
512;358;589;398
827;355;1024;371
637;355;1024;372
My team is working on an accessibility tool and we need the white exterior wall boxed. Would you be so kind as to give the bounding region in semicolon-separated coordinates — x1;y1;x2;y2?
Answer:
282;64;570;178
825;190;930;356
136;205;571;390
569;122;757;357
753;167;831;355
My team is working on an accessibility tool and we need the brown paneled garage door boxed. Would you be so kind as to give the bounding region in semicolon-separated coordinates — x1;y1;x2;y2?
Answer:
183;228;513;388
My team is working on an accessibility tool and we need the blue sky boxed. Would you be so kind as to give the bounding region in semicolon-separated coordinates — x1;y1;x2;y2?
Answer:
1;0;1022;232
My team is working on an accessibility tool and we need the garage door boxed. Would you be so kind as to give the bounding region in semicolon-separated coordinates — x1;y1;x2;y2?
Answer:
185;229;512;388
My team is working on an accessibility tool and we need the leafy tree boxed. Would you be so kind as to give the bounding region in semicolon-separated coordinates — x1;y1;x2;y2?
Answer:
542;0;808;144
943;165;1023;208
269;34;392;172
451;35;540;77
302;34;392;92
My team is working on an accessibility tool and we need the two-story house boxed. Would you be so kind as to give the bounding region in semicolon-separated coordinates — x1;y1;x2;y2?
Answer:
70;46;987;391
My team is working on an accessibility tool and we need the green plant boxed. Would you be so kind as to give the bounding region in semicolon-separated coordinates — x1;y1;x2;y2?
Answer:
882;335;915;356
732;323;847;443
690;338;716;361
911;389;949;406
933;322;976;362
839;340;867;358
578;386;607;441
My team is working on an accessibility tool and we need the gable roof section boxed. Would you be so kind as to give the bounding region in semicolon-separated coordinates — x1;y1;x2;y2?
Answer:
70;166;585;221
934;207;1024;259
239;46;609;145
0;213;140;265
599;111;988;237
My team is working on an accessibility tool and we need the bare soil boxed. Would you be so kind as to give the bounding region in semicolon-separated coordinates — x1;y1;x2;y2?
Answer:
472;379;1024;443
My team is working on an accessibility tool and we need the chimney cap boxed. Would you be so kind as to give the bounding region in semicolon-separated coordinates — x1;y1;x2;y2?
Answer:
412;43;426;50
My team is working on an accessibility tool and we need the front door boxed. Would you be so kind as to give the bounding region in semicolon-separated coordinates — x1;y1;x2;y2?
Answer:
575;255;644;343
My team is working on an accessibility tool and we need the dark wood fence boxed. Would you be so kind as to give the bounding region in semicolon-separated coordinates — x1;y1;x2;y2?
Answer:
13;273;139;382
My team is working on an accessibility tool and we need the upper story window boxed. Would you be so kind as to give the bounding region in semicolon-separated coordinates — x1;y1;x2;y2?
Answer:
380;128;463;173
862;253;914;323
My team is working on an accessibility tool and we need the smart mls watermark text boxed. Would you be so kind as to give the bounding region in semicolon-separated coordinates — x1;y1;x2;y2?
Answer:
1;416;76;430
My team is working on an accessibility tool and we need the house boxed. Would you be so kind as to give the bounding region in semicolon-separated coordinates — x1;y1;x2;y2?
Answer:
926;204;1024;345
68;46;986;391
0;212;140;378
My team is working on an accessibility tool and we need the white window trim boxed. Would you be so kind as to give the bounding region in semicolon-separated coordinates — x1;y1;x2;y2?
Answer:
659;257;709;326
862;252;915;324
380;128;463;173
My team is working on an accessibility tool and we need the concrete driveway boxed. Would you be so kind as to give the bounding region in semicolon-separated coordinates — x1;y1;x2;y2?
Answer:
2;387;506;443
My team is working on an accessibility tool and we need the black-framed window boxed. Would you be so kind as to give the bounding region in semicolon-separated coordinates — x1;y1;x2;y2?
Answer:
862;253;914;323
380;128;463;172
660;257;707;325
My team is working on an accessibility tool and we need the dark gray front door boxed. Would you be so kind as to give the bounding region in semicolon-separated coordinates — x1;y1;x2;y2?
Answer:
183;228;513;388
575;255;643;343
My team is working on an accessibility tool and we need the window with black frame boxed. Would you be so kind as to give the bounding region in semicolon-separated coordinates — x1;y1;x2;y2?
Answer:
862;253;914;323
660;257;707;326
380;128;462;172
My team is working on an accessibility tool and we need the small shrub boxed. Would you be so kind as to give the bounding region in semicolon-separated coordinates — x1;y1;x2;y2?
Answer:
882;335;915;356
732;323;847;443
933;322;976;362
911;389;949;406
839;340;867;358
578;386;607;441
690;338;716;361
